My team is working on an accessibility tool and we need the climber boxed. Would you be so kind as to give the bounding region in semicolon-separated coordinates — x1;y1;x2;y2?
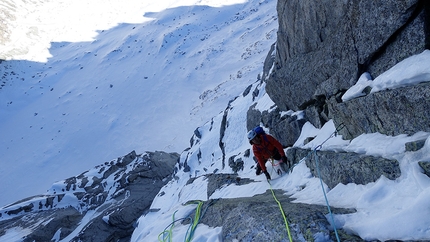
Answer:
247;127;290;180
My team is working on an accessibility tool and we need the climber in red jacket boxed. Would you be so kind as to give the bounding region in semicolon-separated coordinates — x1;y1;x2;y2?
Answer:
248;128;290;180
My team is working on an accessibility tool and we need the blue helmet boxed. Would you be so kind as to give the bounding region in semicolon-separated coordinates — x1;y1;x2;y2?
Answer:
247;130;257;140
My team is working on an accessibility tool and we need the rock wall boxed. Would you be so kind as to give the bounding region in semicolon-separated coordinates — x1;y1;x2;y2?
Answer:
184;173;360;241
329;82;430;139
286;148;401;189
264;0;430;139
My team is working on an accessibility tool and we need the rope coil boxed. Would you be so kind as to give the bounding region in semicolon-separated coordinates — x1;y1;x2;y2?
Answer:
158;199;216;242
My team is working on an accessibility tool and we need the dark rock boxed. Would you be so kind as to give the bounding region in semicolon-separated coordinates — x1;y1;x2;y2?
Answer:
204;173;253;198
194;127;202;139
267;0;426;112
242;84;252;97
261;42;276;82
194;190;359;242
287;148;401;189
247;103;305;147
252;86;260;101
22;208;83;242
228;156;244;174
303;137;315;145
418;161;430;178
244;149;251;158
0;151;179;242
329;82;430;140
405;139;427;151
246;103;261;130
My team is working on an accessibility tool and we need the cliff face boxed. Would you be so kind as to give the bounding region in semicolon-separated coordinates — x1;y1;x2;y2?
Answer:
264;0;430;140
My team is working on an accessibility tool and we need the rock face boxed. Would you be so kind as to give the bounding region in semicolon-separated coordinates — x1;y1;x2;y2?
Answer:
328;82;430;139
286;148;401;189
247;104;306;147
180;173;360;242
243;0;429;193
0;151;179;242
264;0;430;139
241;2;429;240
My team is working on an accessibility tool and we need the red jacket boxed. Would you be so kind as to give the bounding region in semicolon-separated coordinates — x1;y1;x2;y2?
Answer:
252;134;285;172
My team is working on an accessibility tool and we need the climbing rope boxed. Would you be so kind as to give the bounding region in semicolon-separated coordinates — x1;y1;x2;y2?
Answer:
311;123;345;242
285;123;346;173
267;179;293;242
266;122;345;242
313;148;341;242
158;210;190;242
184;200;203;242
159;199;217;242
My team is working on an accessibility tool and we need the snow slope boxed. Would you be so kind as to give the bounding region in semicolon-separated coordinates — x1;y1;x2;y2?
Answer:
0;0;278;207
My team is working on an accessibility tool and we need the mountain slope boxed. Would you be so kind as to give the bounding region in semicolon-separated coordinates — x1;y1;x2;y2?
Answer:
0;0;278;207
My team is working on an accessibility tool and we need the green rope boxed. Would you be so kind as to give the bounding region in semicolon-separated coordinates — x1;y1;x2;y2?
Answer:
184;200;204;242
159;199;215;242
264;122;345;242
267;179;293;242
158;210;189;242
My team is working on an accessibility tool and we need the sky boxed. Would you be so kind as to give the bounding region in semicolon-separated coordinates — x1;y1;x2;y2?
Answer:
0;0;278;207
1;0;430;241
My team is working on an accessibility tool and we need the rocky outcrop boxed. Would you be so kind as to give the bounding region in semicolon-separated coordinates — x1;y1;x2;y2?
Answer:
247;103;306;147
419;161;430;178
264;0;430;138
182;174;360;242
328;82;430;140
286;148;401;189
0;151;179;242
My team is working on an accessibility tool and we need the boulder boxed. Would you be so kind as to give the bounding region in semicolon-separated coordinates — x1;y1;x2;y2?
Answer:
328;82;430;140
183;174;360;241
287;148;401;189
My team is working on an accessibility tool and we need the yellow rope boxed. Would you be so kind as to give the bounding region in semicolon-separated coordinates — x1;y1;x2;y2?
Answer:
268;179;293;242
158;210;178;242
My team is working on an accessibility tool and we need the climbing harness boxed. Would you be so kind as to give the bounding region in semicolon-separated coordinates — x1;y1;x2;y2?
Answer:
267;178;293;242
269;158;283;176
